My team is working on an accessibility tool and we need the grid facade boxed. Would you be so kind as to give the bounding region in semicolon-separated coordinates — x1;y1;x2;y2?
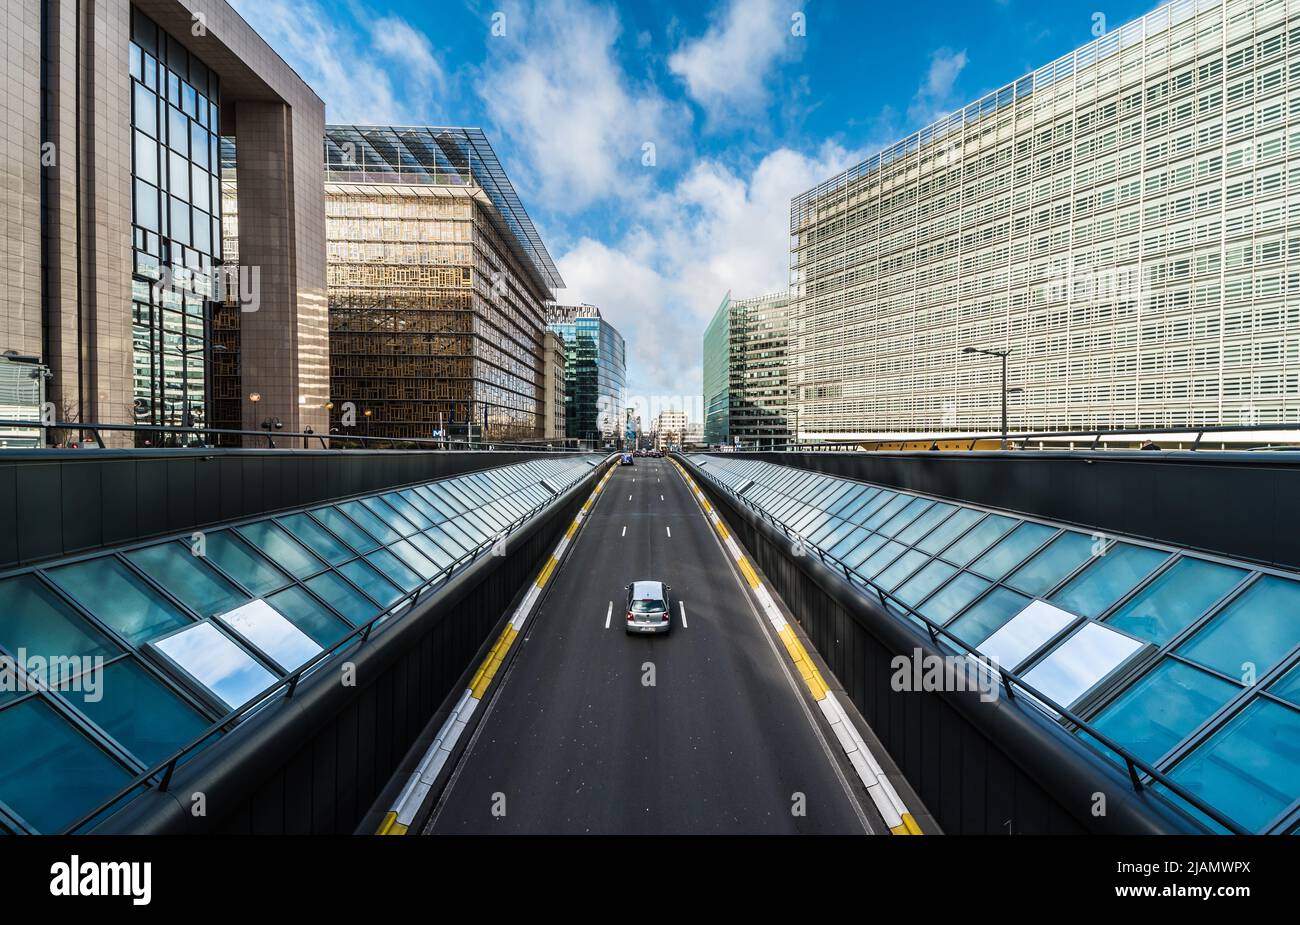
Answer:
703;291;791;446
791;0;1300;439
546;305;627;443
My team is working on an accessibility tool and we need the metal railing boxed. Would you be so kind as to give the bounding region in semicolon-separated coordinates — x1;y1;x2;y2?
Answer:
59;461;607;834
685;458;1248;835
723;421;1300;454
0;419;587;452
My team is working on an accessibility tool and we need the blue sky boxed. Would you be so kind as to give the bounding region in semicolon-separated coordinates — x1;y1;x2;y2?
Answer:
229;0;1159;419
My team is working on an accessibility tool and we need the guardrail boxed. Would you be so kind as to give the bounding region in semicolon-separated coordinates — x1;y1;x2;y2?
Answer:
683;455;1247;835
0;419;590;452
60;459;609;834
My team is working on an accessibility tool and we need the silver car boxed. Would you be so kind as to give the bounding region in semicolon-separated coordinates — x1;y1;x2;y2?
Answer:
625;580;671;634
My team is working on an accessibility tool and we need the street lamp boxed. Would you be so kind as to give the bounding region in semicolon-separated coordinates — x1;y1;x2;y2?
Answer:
962;345;1014;450
363;407;373;439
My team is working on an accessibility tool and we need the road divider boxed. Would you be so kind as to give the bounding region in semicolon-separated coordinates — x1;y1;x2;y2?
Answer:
670;458;923;836
375;463;616;835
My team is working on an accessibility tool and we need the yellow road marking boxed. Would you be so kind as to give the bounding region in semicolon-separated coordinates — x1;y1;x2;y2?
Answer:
535;555;560;589
736;556;761;588
376;811;408;835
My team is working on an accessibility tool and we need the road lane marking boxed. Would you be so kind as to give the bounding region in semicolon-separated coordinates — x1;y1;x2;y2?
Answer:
377;460;616;835
666;526;671;538
679;601;687;628
671;457;922;836
660;494;664;501
605;601;612;629
622;525;627;537
628;494;632;501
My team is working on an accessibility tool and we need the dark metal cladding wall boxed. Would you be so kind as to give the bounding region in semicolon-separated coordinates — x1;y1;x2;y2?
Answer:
93;465;604;835
0;449;581;571
719;450;1300;572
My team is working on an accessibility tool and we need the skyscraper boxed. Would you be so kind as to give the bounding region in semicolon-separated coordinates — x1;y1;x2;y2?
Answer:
546;304;627;444
790;0;1300;441
703;290;791;447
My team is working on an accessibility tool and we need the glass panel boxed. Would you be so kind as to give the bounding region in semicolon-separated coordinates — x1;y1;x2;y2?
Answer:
1049;543;1169;618
305;573;378;626
828;526;870;561
75;659;210;765
977;595;1076;670
894;560;958;609
897;501;956;545
151;621;277;710
0;697;132;833
916;507;982;555
0;576;119;661
366;549;422;592
1021;622;1145;708
878;498;933;539
941;514;1017;566
338;559;404;608
859;540;906;579
1006;531;1096;597
1106;558;1248;646
382;492;432;530
48;557;191;645
216;599;322;671
264;587;351;649
203;532;290;597
1177;575;1300;680
875;549;928;591
408;532;454;570
277;513;354;566
399;488;444;524
864;494;912;530
236;521;325;579
969;522;1056;580
390;540;437;579
949;589;1039;652
311;507;379;553
1168;698;1300;833
339;500;402;544
918;572;992;625
125;543;247;617
1089;659;1239;765
450;514;491;544
842;533;887;570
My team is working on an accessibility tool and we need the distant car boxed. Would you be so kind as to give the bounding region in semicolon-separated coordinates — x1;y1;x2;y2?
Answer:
626;580;671;634
620;452;634;465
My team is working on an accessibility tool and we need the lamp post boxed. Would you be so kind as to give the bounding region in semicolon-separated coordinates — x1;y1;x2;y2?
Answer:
961;345;1013;449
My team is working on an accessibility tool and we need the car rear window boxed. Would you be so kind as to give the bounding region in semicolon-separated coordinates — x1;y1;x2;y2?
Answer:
631;598;664;613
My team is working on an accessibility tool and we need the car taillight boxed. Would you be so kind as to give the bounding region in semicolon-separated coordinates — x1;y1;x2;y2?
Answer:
626;611;634;622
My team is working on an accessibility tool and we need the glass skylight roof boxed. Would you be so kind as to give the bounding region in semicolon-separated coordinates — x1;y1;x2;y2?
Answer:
0;455;597;833
689;454;1300;833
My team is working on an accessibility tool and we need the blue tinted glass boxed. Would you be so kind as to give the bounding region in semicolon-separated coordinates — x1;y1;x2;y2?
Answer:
947;588;1032;646
0;576;118;661
827;486;867;516
1169;698;1300;832
390;540;437;579
916;507;983;555
1106;558;1247;646
305;573;378;626
878;498;933;538
383;493;432;530
203;532;290;597
1089;659;1238;766
894;560;958;608
859;541;906;578
312;507;379;553
1178;575;1300;679
340;500;403;544
408;532;454;570
0;698;132;833
265;587;351;648
969;522;1056;579
876;549;928;590
1050;543;1169;618
941;514;1017;566
842;534;887;569
236;521;325;579
451;514;491;544
125;544;247;617
919;572;992;625
400;488;445;524
75;659;210;765
425;526;468;557
828;527;870;560
1006;532;1096;597
366;549;422;592
865;494;912;530
807;516;846;547
897;502;956;545
363;498;417;536
1271;662;1300;708
48;558;191;645
277;513;354;565
339;559;404;608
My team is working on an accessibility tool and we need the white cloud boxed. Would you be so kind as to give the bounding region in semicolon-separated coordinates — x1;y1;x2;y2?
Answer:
228;0;442;124
667;0;795;122
477;0;692;211
907;47;969;126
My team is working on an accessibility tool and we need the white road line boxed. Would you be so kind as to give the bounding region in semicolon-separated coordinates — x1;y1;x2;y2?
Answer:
621;525;627;537
660;494;664;501
679;601;687;628
666;526;672;538
628;494;632;501
605;601;612;629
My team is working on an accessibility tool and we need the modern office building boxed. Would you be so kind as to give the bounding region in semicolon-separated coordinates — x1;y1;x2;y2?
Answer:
546;304;627;444
653;409;687;451
322;126;563;442
0;0;327;445
542;331;567;441
702;290;791;447
790;0;1300;441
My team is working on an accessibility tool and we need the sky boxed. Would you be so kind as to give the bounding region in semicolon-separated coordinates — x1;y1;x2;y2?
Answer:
228;0;1159;420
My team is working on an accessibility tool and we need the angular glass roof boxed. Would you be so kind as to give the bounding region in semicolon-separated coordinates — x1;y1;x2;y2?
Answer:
689;454;1300;834
0;456;597;833
322;125;564;291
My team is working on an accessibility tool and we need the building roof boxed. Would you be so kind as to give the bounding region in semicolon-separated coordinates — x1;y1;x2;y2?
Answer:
323;125;564;290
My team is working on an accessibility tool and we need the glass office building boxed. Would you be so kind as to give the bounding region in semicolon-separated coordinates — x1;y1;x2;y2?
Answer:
129;8;223;433
791;0;1300;440
324;126;563;442
546;304;627;444
703;291;791;447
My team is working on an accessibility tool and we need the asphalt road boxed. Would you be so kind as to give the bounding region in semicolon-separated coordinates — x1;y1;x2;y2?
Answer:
426;456;872;834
